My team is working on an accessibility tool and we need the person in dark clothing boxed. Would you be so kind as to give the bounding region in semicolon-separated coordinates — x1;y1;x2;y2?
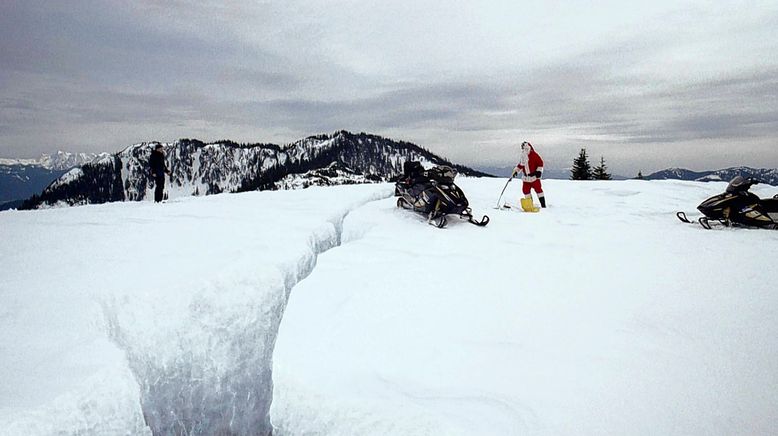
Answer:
149;144;171;202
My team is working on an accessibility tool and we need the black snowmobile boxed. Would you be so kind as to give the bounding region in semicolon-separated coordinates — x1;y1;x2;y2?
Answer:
395;161;489;228
677;176;778;229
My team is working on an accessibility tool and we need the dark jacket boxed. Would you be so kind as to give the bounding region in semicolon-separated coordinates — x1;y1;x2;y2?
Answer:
149;150;168;177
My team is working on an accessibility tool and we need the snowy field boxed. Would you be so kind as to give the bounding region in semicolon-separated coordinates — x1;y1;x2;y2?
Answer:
1;179;777;435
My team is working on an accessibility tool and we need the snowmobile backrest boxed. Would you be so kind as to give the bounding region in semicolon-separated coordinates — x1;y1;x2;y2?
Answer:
426;165;457;184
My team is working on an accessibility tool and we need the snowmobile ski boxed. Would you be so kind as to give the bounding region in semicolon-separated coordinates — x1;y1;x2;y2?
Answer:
676;211;692;223
676;211;729;229
461;208;490;226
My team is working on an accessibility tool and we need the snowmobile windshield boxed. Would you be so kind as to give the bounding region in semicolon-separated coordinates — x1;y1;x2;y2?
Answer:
440;166;457;180
726;176;751;194
428;166;457;182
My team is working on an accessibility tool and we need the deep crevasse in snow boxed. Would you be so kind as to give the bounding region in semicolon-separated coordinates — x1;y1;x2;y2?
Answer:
0;185;392;435
101;196;383;435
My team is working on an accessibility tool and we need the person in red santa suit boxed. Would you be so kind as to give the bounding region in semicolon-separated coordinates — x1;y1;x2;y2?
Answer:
512;141;546;209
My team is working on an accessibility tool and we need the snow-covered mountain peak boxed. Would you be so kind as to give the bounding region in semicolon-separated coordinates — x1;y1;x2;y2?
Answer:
40;151;108;170
0;151;106;170
647;166;778;185
119;141;171;155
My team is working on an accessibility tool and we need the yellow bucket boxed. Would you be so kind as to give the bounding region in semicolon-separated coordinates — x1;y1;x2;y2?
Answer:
520;197;539;212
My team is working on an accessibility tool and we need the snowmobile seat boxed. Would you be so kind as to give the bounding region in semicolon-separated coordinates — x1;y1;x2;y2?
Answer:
403;161;424;178
398;161;428;187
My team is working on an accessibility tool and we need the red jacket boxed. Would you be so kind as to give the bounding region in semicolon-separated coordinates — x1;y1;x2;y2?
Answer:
516;144;544;182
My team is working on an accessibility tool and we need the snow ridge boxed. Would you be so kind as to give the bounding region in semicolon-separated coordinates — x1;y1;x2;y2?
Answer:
100;190;390;436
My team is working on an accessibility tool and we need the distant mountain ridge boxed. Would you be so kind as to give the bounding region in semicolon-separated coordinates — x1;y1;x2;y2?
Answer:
21;131;489;209
0;151;109;209
475;166;629;180
0;151;106;170
475;165;777;184
646;166;778;185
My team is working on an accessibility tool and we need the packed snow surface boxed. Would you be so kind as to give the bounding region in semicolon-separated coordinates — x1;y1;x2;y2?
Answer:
1;179;777;435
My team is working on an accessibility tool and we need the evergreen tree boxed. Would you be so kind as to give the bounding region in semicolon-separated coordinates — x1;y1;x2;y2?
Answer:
592;156;612;180
570;148;592;180
636;170;644;180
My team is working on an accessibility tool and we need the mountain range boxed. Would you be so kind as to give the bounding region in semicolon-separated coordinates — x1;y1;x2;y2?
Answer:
474;166;581;180
0;151;105;209
0;151;108;171
4;134;777;211
645;167;778;185
477;166;778;184
19;131;488;209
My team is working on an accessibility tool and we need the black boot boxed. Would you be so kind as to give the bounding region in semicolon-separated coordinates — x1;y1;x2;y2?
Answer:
539;196;546;208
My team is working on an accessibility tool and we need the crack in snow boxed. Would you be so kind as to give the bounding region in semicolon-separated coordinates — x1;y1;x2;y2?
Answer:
101;191;390;436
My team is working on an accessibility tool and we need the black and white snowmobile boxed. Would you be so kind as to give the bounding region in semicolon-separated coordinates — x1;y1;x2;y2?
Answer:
395;162;489;228
677;176;778;229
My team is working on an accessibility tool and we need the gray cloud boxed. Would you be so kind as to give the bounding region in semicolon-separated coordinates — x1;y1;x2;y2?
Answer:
1;1;777;175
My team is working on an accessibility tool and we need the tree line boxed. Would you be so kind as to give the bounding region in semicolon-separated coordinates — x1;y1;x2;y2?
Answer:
570;148;611;180
569;148;645;180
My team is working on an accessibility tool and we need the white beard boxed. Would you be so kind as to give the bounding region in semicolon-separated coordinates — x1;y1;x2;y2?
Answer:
519;149;530;170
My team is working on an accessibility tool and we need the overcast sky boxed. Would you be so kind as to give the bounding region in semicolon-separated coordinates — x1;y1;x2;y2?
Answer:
1;0;776;174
